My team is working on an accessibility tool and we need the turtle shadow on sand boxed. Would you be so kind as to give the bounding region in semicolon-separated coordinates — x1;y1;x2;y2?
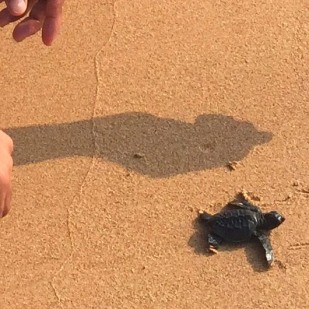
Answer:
5;112;272;178
188;213;273;273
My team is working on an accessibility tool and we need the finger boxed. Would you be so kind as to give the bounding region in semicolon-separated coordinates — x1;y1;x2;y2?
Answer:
0;8;20;27
12;16;41;41
28;0;45;21
4;0;28;16
2;181;12;217
12;0;45;42
0;172;10;218
0;131;14;154
0;156;13;218
42;0;64;46
0;0;36;27
0;131;14;155
0;191;4;218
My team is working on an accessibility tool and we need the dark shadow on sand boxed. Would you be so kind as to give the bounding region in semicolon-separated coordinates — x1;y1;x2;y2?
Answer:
4;112;272;178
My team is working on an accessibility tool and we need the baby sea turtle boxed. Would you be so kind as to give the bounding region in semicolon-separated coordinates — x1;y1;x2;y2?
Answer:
198;199;285;266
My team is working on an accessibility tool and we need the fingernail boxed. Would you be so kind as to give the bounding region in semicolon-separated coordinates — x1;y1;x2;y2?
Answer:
11;0;27;16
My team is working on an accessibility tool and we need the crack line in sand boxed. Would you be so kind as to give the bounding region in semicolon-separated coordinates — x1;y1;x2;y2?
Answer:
49;2;117;305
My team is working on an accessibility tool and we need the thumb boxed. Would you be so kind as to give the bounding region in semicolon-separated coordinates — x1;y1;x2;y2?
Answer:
5;0;28;16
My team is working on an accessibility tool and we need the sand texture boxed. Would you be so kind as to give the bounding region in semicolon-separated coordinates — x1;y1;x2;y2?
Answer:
0;0;308;308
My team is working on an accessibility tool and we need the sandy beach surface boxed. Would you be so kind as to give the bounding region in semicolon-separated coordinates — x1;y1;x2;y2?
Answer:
0;1;308;308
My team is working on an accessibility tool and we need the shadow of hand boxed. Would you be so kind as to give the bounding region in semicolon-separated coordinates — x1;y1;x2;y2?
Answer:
5;112;272;178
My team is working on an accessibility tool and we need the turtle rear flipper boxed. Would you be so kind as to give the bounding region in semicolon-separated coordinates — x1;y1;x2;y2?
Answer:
254;231;274;266
198;211;213;222
208;233;223;254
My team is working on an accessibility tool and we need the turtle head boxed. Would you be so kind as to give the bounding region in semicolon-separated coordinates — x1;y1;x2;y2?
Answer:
262;211;285;230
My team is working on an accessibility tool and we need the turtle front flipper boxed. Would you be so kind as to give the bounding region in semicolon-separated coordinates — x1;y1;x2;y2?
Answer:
208;233;223;254
228;200;261;213
254;231;274;266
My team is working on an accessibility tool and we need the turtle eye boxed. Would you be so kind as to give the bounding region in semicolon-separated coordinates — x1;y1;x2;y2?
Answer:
273;212;281;218
273;213;285;225
277;214;285;222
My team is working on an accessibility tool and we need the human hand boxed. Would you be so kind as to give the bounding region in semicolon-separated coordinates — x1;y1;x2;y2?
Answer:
0;0;65;46
0;130;14;218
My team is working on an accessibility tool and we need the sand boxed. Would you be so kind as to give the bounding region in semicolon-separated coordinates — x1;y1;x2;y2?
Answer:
0;0;308;308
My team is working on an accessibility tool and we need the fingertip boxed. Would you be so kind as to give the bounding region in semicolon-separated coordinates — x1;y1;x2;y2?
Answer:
6;0;27;16
0;8;21;27
13;18;42;42
42;19;59;46
1;205;9;218
42;35;53;46
3;196;12;218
